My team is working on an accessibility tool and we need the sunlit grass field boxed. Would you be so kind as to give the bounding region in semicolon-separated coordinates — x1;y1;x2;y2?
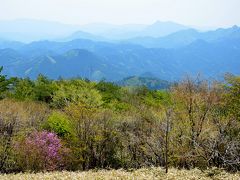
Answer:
1;167;239;180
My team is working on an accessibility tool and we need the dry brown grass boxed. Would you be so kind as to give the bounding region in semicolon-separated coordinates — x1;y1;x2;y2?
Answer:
0;167;239;180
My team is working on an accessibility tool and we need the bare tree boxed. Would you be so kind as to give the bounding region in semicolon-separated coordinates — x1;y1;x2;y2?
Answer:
164;109;172;173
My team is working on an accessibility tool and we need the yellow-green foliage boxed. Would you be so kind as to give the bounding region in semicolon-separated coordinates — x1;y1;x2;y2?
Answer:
42;111;75;137
52;79;102;108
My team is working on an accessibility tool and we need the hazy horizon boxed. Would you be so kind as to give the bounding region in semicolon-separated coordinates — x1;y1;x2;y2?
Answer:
1;0;240;28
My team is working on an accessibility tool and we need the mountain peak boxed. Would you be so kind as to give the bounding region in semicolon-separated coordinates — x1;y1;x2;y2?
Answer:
152;20;185;26
152;20;164;25
231;25;239;30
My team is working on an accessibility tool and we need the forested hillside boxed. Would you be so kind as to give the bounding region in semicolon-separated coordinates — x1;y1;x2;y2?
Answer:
0;67;239;173
117;76;171;89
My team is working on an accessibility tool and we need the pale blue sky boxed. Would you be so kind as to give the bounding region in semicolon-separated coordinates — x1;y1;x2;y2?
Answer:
1;0;240;27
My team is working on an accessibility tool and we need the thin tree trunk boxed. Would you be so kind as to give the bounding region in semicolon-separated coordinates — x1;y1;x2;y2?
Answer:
165;110;170;174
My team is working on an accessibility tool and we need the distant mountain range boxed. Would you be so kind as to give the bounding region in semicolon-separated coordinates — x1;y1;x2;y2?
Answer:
0;19;80;42
0;19;189;42
0;20;240;81
124;25;240;48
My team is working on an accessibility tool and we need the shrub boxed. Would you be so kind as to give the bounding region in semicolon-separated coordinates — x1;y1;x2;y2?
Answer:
43;112;74;138
16;131;69;171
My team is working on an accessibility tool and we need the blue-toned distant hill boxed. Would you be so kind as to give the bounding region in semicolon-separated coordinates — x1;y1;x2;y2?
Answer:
138;21;188;37
125;25;240;48
59;31;106;42
0;19;81;42
79;21;189;40
117;76;171;90
0;26;240;81
0;40;25;50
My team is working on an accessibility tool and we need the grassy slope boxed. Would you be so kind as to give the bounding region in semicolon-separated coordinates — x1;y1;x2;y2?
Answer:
1;168;239;180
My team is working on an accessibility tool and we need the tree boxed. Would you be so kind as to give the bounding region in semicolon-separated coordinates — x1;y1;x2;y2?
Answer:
224;74;240;121
171;77;219;168
0;99;49;172
164;109;173;173
96;81;121;104
11;78;35;100
0;67;13;99
52;79;102;108
42;111;75;138
34;74;55;103
202;75;240;171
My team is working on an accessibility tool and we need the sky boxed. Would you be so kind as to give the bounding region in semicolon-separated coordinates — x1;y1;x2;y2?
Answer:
0;0;240;27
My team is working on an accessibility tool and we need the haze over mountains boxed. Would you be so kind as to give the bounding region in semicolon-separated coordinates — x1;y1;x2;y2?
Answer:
0;19;189;42
0;19;239;82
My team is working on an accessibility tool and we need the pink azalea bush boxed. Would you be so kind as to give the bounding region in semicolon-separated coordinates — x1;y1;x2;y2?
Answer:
16;131;70;171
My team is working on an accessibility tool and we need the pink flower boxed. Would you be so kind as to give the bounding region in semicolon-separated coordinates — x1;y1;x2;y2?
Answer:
21;131;69;171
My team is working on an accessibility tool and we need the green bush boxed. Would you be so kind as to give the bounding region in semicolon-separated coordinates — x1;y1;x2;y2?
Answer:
43;112;74;138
